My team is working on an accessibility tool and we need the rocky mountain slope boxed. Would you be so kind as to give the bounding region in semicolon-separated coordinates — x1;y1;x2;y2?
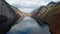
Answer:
31;1;60;34
0;0;22;34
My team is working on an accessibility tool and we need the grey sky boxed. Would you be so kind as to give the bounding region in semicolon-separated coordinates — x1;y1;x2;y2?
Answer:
6;0;60;13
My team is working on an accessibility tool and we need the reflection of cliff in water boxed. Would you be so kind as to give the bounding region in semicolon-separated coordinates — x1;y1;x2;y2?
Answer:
0;0;60;34
0;0;24;34
7;17;50;34
31;1;60;26
31;1;60;34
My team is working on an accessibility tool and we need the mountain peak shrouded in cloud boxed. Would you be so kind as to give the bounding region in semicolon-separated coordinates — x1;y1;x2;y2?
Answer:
6;0;60;13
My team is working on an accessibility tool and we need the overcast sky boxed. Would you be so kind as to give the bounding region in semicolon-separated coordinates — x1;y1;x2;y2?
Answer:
6;0;60;13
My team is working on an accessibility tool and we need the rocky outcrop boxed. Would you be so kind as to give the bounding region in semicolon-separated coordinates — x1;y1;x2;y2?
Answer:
31;6;48;26
0;15;8;23
10;5;25;24
41;2;60;34
0;0;21;34
31;1;60;34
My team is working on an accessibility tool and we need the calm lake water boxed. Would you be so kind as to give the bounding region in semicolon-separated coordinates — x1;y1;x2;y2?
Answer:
7;16;51;34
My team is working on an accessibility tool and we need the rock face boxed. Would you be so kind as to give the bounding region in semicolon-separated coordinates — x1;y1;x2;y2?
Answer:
31;6;48;26
10;5;25;24
42;2;60;34
31;1;60;34
0;15;8;23
0;0;21;34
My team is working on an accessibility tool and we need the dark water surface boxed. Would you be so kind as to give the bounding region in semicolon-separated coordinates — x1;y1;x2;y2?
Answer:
7;17;51;34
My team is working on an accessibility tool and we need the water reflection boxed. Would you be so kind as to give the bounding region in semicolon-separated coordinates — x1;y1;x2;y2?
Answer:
7;17;50;34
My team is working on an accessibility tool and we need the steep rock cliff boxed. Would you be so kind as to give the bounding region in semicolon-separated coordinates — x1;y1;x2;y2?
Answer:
0;0;21;34
31;1;60;34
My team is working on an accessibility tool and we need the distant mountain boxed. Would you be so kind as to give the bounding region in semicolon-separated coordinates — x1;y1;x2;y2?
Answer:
47;1;57;6
47;1;60;7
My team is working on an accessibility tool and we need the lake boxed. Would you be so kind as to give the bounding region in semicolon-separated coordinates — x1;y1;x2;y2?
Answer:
7;16;51;34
